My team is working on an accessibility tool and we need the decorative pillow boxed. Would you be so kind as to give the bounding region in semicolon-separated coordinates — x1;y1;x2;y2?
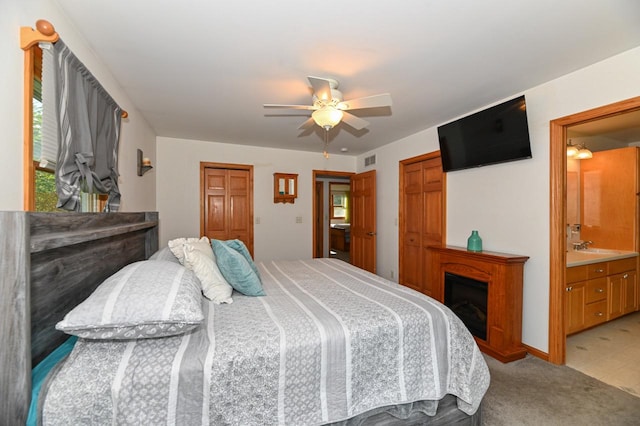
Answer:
149;246;180;263
224;239;261;279
168;236;209;264
211;239;265;296
183;240;233;304
56;260;204;339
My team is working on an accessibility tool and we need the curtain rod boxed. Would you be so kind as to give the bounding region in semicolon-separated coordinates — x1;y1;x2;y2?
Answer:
20;19;129;119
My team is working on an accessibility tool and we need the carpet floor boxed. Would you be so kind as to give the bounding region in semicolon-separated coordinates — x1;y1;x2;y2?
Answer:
481;354;640;425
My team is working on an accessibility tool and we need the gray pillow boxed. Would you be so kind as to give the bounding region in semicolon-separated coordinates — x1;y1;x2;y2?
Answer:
149;246;181;263
56;260;204;339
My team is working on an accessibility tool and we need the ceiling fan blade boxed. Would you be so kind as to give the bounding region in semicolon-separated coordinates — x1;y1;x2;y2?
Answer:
338;93;392;110
307;76;334;102
264;103;316;110
341;111;369;131
298;117;316;130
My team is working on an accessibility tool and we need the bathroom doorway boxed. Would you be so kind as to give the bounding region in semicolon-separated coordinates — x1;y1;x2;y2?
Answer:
549;96;640;367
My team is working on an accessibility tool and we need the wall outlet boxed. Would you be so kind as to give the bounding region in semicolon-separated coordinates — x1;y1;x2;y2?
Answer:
296;216;302;223
390;270;395;279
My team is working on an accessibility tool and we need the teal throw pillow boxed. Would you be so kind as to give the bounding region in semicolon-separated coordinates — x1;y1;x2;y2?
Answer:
211;239;265;296
224;239;261;279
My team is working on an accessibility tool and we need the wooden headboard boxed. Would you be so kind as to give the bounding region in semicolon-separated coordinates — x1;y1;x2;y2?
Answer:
0;211;158;425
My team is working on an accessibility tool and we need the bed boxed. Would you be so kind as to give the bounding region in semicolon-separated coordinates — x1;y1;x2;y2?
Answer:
0;212;489;425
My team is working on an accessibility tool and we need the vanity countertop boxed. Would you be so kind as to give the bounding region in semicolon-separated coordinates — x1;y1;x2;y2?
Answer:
566;249;638;267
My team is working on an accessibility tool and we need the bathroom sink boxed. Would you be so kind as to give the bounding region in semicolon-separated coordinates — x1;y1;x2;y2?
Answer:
579;248;625;255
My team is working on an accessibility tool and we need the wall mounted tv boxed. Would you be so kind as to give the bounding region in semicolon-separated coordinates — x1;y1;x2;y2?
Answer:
437;95;532;172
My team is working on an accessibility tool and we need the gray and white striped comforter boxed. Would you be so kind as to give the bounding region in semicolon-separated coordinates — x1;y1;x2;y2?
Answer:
41;258;490;425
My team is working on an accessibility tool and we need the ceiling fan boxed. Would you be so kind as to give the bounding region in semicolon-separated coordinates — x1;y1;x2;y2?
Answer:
264;76;392;131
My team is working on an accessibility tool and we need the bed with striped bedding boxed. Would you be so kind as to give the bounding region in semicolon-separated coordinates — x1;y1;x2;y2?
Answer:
40;258;489;425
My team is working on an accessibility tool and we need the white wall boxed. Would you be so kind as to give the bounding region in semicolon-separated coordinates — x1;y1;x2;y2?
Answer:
357;46;640;353
156;137;356;261
0;0;156;212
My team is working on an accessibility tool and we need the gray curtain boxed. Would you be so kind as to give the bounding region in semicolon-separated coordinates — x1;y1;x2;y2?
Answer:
51;39;122;212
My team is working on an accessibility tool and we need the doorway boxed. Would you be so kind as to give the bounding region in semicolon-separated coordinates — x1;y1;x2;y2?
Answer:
313;170;354;260
549;96;640;365
312;170;377;273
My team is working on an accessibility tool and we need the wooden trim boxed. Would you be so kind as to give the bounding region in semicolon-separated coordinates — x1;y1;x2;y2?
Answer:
23;47;35;210
548;96;640;365
523;343;549;362
20;21;59;51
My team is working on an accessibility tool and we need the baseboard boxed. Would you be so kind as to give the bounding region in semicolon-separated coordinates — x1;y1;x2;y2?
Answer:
523;343;549;361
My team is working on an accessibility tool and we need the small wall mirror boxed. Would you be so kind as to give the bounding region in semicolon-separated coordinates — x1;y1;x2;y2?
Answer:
274;173;298;204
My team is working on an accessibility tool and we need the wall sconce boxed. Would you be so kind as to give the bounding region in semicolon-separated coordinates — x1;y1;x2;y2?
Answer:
137;149;153;176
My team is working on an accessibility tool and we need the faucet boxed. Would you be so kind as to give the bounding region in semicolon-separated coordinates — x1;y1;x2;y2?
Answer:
572;240;593;251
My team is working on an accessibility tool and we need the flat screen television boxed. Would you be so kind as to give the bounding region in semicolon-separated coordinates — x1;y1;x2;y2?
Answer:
437;95;532;172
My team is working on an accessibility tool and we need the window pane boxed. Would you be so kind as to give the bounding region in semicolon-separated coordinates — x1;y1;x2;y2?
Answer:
35;168;60;212
33;89;43;161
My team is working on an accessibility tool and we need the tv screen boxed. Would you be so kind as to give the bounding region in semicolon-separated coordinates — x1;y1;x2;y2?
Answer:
437;95;532;172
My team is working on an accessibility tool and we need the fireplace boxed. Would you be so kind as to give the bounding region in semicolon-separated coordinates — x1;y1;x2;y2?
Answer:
444;272;488;340
426;245;529;362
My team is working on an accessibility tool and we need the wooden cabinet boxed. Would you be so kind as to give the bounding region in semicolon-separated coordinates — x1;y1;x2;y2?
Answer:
607;257;637;320
580;147;638;251
566;256;638;335
564;265;605;334
565;280;586;334
330;227;348;252
273;173;298;204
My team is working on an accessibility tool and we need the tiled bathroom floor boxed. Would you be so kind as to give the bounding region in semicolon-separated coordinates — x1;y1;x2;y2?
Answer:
566;311;640;397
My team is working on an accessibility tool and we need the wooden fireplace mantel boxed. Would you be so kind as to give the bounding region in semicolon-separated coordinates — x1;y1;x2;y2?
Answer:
427;245;529;363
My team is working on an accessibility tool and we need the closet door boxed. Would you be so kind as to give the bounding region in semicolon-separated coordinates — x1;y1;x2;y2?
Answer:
201;163;254;255
399;152;445;296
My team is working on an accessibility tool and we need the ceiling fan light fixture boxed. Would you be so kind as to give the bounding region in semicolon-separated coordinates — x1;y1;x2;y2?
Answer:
312;106;343;130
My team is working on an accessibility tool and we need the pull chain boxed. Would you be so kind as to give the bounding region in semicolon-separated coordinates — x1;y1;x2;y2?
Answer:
323;129;330;158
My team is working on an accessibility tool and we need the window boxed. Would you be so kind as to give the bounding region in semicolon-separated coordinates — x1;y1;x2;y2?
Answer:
330;182;349;220
30;45;62;212
24;41;110;212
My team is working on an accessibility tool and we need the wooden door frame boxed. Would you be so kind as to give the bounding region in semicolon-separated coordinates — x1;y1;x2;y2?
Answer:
398;151;446;285
200;162;254;255
312;170;354;258
314;180;324;258
548;96;640;364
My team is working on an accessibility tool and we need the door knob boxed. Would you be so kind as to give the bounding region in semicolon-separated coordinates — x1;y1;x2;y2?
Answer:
367;232;377;236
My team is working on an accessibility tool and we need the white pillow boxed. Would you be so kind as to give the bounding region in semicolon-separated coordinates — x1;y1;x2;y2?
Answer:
183;241;233;304
168;236;208;264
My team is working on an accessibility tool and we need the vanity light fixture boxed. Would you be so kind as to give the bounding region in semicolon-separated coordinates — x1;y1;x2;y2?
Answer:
566;140;579;157
575;145;593;159
566;140;592;159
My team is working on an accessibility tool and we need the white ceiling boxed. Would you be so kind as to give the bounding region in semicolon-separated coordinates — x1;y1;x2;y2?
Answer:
53;0;640;156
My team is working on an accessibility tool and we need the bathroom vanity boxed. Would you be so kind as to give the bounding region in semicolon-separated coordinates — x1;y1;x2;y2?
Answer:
566;250;638;334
